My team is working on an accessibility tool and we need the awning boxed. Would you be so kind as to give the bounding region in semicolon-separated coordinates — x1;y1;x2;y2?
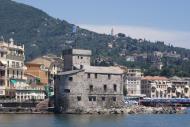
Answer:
10;79;17;84
151;84;157;88
0;60;7;65
176;89;181;93
185;85;189;88
167;84;172;88
0;49;7;53
36;77;41;83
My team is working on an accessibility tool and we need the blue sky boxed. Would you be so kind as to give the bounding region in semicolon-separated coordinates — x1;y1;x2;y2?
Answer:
14;0;190;48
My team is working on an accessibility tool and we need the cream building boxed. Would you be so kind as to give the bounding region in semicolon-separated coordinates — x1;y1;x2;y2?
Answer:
0;39;45;101
0;39;26;98
141;76;172;98
169;76;190;98
125;69;143;97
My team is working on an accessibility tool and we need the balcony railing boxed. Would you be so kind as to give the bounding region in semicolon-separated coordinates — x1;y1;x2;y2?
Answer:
7;65;25;70
6;54;24;61
0;76;5;80
0;66;5;70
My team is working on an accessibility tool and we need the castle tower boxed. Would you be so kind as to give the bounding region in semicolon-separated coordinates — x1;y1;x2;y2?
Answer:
62;49;92;71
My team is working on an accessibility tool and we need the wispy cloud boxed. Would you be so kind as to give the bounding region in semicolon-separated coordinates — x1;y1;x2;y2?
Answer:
79;24;190;49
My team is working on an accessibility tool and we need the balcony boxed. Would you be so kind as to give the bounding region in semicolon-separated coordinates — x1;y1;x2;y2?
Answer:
0;66;5;70
7;65;25;70
0;76;5;80
6;54;25;61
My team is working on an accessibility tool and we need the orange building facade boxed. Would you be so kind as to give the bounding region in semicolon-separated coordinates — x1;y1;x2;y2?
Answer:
25;63;49;85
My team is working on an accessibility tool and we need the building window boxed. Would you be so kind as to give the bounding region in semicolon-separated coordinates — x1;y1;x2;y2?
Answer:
102;97;105;101
13;70;15;78
95;73;98;79
0;53;3;57
12;61;15;67
104;85;107;92
16;62;19;68
68;77;73;81
89;85;93;92
17;70;19;77
89;96;96;101
7;70;9;77
108;74;111;79
113;84;117;92
77;96;81;101
87;73;90;78
81;56;83;59
64;89;70;93
112;97;116;101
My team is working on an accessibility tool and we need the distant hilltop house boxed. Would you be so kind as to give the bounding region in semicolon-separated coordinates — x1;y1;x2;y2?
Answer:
55;49;125;113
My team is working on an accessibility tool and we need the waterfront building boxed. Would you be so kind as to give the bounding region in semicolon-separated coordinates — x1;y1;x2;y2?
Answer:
26;55;63;97
25;63;49;85
169;76;190;98
124;69;143;97
0;39;26;98
0;39;45;101
55;49;125;113
15;82;45;102
141;76;172;98
28;55;63;85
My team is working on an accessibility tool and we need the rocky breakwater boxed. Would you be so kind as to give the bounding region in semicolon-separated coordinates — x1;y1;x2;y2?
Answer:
73;105;187;115
127;105;187;114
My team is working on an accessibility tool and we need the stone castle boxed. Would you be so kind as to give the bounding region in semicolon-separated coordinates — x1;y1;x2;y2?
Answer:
54;49;125;113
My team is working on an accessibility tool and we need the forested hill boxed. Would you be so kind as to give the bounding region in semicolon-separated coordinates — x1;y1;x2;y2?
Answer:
1;0;190;77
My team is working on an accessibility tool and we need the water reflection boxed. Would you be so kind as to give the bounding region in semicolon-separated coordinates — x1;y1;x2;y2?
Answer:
0;113;190;127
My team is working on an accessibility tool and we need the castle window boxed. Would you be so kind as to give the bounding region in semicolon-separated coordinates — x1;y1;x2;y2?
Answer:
102;97;105;101
89;85;93;92
95;73;98;79
108;74;111;79
64;89;70;93
87;73;91;78
113;84;117;92
103;85;107;92
69;77;73;81
112;97;116;101
77;96;81;101
89;96;96;101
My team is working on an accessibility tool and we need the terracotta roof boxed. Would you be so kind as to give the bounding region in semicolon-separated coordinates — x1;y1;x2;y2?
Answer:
29;57;53;68
142;76;168;81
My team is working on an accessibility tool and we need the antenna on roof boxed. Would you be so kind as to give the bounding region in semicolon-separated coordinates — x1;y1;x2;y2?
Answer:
0;36;4;42
72;25;78;49
111;28;114;36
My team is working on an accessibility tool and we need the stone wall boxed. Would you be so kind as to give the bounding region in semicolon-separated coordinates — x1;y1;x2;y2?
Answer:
55;71;124;113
